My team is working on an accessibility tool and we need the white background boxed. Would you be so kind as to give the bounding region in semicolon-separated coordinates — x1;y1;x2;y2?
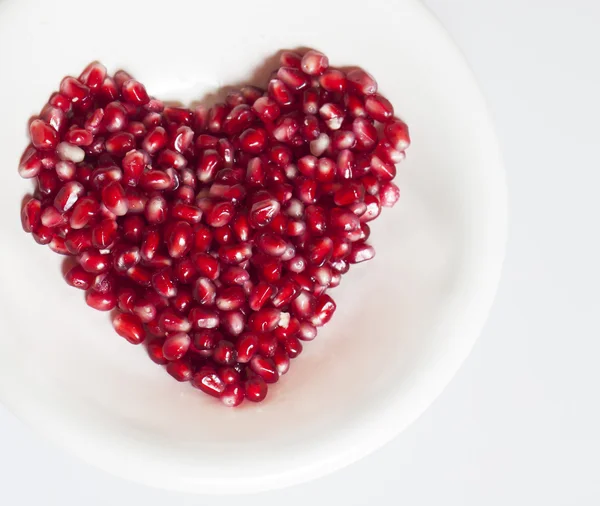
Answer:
1;0;599;504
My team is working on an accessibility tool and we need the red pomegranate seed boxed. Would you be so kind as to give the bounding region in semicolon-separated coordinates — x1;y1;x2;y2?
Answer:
245;375;268;402
319;103;345;130
273;347;290;375
29;119;58;150
379;181;400;207
103;102;128;132
360;194;382;223
248;308;281;332
215;285;246;311
192;367;225;397
78;251;112;274
206;103;228;133
145;195;168;224
232;333;256;363
159;308;191;333
271;279;299;308
311;294;336;327
171;288;193;314
384;119;411;150
249;195;280;228
333;181;365;206
252;97;280;123
55;160;76;181
365;94;394;122
101;180;128;216
162;332;191;361
121;150;146;186
60;76;90;104
90;218;117;249
352;117;378;151
250;356;279;383
54;181;85;212
301;50;329;75
152;268;178;298
18;146;43;179
347;241;376;263
64;264;95;290
112;313;145;344
309;132;330;157
105;132;135;156
32;224;53;244
21;198;41;233
239;127;267;154
132;298;156;323
189;306;220;329
280;51;302;68
295;177;317;204
196;149;223;183
277;67;310;91
86;289;117;311
192;276;216;305
167;360;193;382
142;126;168;154
220;384;245;407
213;340;236;365
347;69;378;96
126;265;153;287
223;104;255;135
268;79;294;107
148;339;168;364
283;336;303;358
167;221;193;258
319;69;347;93
375;139;405;165
121;79;149;105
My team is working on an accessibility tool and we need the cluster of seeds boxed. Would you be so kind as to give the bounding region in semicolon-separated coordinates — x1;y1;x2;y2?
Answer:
19;49;410;406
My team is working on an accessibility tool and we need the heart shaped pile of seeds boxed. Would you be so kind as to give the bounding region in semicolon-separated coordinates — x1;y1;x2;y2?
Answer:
19;49;410;406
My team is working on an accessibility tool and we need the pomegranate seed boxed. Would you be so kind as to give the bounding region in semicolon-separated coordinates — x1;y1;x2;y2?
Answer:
352;117;378;151
18;146;43;179
249;195;280;228
189;306;220;330
384;119;411;151
273;347;290;375
112;313;145;344
56;142;86;163
252;97;280;123
245;375;268;402
64;264;95;290
379;181;400;207
103;102;128;132
29;119;58;150
309;132;330;157
162;332;191;361
167;221;193;258
311;294;336;326
53;181;84;213
21;198;42;233
152;268;178;298
167;360;193;382
220;384;245;407
163;107;193;126
215;285;245;311
60;77;90;104
365;94;394;122
148;339;168;364
268;79;294;107
192;367;225;397
89;218;116;249
319;103;345;130
280;51;302;68
207;103;228;133
248;308;281;332
360;194;382;222
121;150;146;186
347;69;378;96
347;241;376;263
213;340;236;365
277;67;310;91
283;336;303;358
142;126;168;154
78;251;111;274
86;289;117;311
101;181;128;216
121;79;149;105
32;225;53;244
375;139;405;164
145;195;168;224
319;69;347;93
301;50;329;75
250;356;279;383
159;309;191;333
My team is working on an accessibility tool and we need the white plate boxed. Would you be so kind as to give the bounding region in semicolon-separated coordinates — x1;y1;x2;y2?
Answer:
0;0;507;494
